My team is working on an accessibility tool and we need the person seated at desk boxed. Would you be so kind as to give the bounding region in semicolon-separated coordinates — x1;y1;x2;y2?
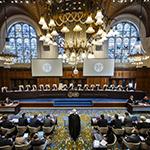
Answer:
68;83;74;91
110;114;122;129
62;84;68;91
109;84;116;91
0;115;15;129
97;114;108;127
18;113;28;126
127;95;138;105
51;84;58;91
95;84;101;91
123;112;133;127
136;116;150;130
103;84;108;91
29;114;42;128
90;84;96;91
3;97;13;106
116;84;123;91
124;129;141;143
83;84;89;91
142;96;150;104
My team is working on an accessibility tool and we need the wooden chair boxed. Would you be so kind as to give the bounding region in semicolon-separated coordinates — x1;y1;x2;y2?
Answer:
0;145;13;150
123;138;140;150
97;126;108;134
15;143;30;150
124;127;135;134
43;126;54;134
17;126;27;135
141;142;150;150
139;128;149;136
28;126;40;134
112;128;125;136
107;134;117;150
1;127;16;136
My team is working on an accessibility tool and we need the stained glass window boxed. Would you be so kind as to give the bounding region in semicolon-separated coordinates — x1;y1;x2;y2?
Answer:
108;21;141;63
7;22;38;63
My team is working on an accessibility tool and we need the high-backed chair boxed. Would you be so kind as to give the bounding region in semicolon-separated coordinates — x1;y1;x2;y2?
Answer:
25;85;31;91
32;140;48;150
17;126;27;135
107;134;117;150
18;85;24;91
1;127;16;136
124;127;135;135
141;142;150;150
31;85;37;91
1;86;8;92
112;128;125;136
122;138;140;150
38;84;44;91
77;84;82;91
97;126;108;134
43;126;54;134
45;84;50;91
28;126;40;134
15;143;30;150
139;128;149;136
0;145;13;150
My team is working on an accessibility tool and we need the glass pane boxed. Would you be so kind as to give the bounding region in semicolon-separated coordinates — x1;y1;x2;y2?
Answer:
30;26;36;37
23;24;29;38
131;26;138;36
15;24;22;38
8;26;15;38
117;23;123;31
124;23;130;31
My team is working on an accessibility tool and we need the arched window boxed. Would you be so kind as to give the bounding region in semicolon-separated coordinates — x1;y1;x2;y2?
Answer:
108;21;141;63
7;22;38;63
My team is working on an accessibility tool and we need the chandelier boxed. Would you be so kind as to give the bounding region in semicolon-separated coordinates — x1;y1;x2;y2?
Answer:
39;0;111;66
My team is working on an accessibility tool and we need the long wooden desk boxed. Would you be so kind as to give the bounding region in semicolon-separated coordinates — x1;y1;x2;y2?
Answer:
0;90;145;100
127;103;150;113
0;103;20;114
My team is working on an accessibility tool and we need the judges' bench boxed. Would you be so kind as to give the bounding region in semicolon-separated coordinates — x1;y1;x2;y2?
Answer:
0;103;20;114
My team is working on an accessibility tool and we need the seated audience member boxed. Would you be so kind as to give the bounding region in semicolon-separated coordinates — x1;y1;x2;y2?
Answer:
18;113;28;126
111;114;122;129
30;133;47;149
0;115;15;129
15;133;28;145
51;84;58;91
3;97;13;105
123;112;133;127
0;134;13;147
106;126;115;144
29;114;42;128
97;114;108;127
137;116;150;130
83;84;89;91
145;130;150;146
43;115;54;127
124;129;141;143
142;96;150;104
77;84;82;91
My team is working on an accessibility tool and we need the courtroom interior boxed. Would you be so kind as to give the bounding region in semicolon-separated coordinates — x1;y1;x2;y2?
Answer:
0;0;150;149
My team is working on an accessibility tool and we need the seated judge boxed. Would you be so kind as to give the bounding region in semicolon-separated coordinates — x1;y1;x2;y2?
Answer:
62;84;68;91
109;84;116;91
97;114;108;127
51;84;58;91
68;109;81;141
68;83;74;91
3;97;13;106
90;84;96;91
103;84;108;91
83;84;89;91
95;84;101;91
116;84;123;91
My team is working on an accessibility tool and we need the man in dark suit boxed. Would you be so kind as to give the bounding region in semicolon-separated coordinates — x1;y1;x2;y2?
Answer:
68;109;81;141
29;114;42;127
0;135;13;147
43;115;54;127
97;114;108;127
111;114;122;128
18;113;28;126
0;115;14;129
123;112;133;127
136;116;150;130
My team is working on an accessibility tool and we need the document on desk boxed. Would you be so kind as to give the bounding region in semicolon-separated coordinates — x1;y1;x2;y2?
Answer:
100;139;107;146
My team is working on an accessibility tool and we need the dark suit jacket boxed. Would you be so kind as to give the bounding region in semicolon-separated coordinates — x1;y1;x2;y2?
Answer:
69;113;81;141
18;117;28;126
106;133;115;144
43;118;53;127
30;139;45;146
137;122;150;130
97;119;108;127
0;120;14;129
111;119;122;128
124;116;133;127
0;137;13;146
125;134;141;143
29;118;42;127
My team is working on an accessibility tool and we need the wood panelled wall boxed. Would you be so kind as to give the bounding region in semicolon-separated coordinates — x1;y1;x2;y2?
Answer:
0;67;150;94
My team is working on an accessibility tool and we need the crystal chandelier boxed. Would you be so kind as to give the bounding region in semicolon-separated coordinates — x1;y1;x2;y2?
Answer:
39;0;111;66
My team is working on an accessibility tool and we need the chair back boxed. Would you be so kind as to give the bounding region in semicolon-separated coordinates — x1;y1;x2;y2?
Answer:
43;126;54;134
141;142;150;150
112;128;124;136
107;134;117;150
28;126;40;134
32;144;46;150
123;138;140;150
98;126;108;134
124;127;135;134
15;144;30;150
139;128;149;136
1;127;16;136
17;126;27;135
0;145;12;150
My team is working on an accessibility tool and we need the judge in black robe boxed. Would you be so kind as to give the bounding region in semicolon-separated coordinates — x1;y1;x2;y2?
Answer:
68;109;81;141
